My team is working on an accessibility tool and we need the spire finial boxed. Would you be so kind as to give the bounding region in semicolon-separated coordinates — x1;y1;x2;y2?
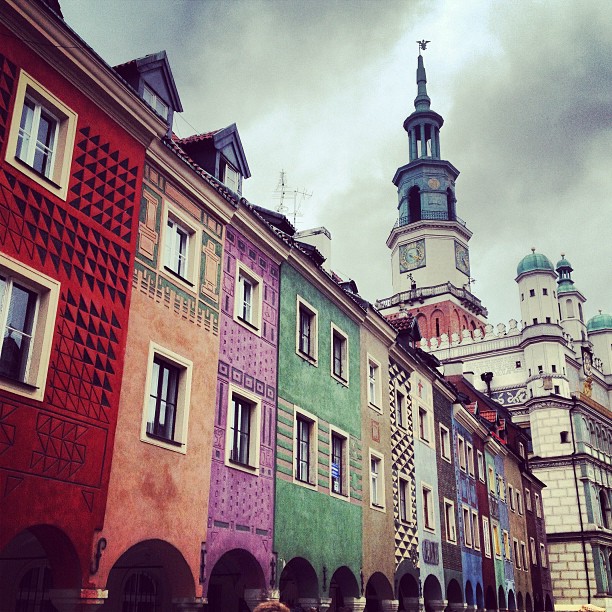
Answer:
561;252;565;258
417;39;430;55
531;247;536;253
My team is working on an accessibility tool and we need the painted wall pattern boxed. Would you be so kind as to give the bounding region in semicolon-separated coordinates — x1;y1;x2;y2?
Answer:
0;43;144;571
205;226;279;589
134;163;223;335
389;358;418;570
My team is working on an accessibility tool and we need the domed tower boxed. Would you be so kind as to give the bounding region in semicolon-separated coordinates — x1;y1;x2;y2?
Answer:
587;312;612;376
556;254;587;343
377;46;487;339
516;249;569;398
516;249;559;327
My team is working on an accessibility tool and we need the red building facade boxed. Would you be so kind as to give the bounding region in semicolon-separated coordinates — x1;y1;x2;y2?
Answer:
0;2;164;607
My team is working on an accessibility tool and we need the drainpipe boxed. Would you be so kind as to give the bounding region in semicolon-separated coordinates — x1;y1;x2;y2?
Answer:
569;399;591;603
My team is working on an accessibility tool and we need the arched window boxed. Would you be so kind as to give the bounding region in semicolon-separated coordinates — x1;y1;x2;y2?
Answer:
446;188;456;220
579;302;584;322
408;186;421;223
16;565;54;612
566;299;575;318
601;491;612;529
431;309;445;339
601;551;609;592
590;422;597;448
123;572;158;612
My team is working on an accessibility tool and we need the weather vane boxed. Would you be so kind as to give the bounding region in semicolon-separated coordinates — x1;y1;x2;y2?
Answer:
417;39;430;55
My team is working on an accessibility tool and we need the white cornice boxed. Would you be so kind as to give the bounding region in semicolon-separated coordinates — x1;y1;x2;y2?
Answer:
5;0;166;145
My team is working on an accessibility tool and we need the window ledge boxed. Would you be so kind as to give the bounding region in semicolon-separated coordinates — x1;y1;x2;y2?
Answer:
297;350;318;366
0;373;39;390
370;503;386;512
236;315;261;335
331;373;349;387
146;432;183;447
13;156;62;190
163;266;195;288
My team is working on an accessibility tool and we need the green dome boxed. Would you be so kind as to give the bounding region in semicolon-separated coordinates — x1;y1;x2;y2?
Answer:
516;250;554;276
556;256;572;270
557;282;576;294
587;313;612;333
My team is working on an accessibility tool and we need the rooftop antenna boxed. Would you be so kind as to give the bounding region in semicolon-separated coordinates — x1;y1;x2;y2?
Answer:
273;170;312;228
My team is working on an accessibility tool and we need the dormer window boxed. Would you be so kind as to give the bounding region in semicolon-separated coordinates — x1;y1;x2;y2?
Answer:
143;84;169;120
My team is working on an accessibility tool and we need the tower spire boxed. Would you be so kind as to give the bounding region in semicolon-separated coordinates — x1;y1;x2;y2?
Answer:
414;46;431;111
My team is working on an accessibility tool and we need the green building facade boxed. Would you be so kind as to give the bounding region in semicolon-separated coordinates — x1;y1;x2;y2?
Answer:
274;260;365;610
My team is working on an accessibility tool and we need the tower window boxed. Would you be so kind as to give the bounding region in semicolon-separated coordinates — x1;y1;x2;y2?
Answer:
543;288;548;296
435;318;440;337
560;431;569;443
546;317;551;324
529;289;535;297
521;293;524;301
533;318;538;325
554;385;560;395
551;365;557;373
515;361;521;368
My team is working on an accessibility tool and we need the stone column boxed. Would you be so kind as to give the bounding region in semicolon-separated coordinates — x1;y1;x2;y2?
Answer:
344;596;367;611
297;597;319;610
319;597;333;612
382;599;400;612
428;599;448;612
172;597;206;611
49;589;108;612
403;596;423;612
244;588;265;611
419;124;426;157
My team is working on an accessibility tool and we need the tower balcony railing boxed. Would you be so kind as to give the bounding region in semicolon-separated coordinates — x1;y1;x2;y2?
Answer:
394;211;466;229
375;282;487;315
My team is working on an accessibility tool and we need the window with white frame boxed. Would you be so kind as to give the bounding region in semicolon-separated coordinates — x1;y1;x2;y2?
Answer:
530;537;537;565
498;475;505;501
142;343;192;453
492;522;502;558
525;488;532;511
297;297;318;363
399;476;412;523
445;499;457;543
458;435;467;471
6;71;77;200
504;530;511;560
163;215;196;283
369;450;385;509
143;83;169;119
418;406;431;443
482;516;491;558
367;356;381;408
488;466;496;494
440;424;451;462
540;543;547;567
294;409;317;488
235;263;262;333
520;541;528;569
513;538;521;568
225;387;261;472
509;484;515;510
330;427;349;497
477;450;485;482
331;324;349;384
0;254;60;402
467;442;475;477
517;490;524;515
463;506;472;547
221;160;240;192
395;388;406;427
472;509;480;550
535;492;542;517
422;483;435;531
519;441;526;458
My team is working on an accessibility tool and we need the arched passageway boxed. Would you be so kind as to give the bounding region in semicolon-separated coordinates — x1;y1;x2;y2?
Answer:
279;557;318;609
365;572;394;611
0;526;81;610
397;572;419;611
329;566;360;612
104;539;196;612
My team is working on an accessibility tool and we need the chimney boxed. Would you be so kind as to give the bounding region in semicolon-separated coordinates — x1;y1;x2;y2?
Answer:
294;227;332;273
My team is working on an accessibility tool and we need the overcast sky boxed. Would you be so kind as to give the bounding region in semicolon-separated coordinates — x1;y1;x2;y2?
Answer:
60;0;612;329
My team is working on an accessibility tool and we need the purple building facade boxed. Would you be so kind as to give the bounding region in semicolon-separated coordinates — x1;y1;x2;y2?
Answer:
203;219;281;610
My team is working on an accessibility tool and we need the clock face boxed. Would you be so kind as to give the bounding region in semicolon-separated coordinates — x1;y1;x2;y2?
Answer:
399;239;426;273
455;241;470;275
428;177;440;189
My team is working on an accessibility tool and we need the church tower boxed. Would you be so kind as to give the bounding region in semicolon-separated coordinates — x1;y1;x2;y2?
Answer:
377;45;487;340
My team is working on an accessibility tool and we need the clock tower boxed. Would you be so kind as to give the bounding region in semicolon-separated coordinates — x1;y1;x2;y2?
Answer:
377;47;488;339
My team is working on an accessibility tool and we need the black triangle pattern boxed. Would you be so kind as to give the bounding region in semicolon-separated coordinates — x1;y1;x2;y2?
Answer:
68;128;139;243
0;54;16;153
